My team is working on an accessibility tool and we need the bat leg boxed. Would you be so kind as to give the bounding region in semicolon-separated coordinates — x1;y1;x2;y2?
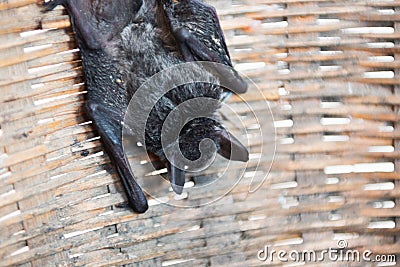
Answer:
42;0;103;50
86;102;149;213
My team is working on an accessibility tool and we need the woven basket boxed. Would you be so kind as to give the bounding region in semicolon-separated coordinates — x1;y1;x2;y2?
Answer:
1;0;399;266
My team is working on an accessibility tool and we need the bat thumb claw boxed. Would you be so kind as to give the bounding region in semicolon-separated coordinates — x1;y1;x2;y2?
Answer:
167;162;185;195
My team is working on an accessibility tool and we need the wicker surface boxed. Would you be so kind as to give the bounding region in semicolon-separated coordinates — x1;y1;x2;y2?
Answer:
1;0;400;266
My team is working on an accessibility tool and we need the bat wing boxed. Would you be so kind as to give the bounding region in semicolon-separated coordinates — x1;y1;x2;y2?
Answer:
44;0;142;50
160;0;247;94
44;0;148;213
86;102;149;213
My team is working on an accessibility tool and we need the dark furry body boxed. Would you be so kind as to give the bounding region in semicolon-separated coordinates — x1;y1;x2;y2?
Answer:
119;2;223;161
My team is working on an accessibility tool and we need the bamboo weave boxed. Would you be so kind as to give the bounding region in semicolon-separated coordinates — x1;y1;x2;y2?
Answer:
0;0;399;266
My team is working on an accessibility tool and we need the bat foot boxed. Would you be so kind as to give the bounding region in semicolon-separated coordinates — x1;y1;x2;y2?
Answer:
42;0;66;11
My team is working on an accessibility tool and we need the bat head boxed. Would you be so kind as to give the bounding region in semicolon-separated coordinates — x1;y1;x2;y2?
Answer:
177;118;248;162
164;117;249;194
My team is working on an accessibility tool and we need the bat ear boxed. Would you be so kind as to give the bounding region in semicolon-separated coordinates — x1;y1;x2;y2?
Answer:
215;128;249;162
167;160;185;195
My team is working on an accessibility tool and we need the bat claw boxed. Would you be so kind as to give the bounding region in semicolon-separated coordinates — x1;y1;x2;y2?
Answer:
171;183;184;195
167;162;185;195
115;202;130;209
42;0;65;11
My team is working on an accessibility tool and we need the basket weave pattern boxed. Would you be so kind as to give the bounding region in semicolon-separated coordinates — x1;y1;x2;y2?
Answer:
0;0;399;266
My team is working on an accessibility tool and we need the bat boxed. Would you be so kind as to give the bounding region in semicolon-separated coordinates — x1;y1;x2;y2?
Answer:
43;0;248;213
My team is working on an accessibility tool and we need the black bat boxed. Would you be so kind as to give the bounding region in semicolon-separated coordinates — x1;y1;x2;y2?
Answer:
43;0;248;213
